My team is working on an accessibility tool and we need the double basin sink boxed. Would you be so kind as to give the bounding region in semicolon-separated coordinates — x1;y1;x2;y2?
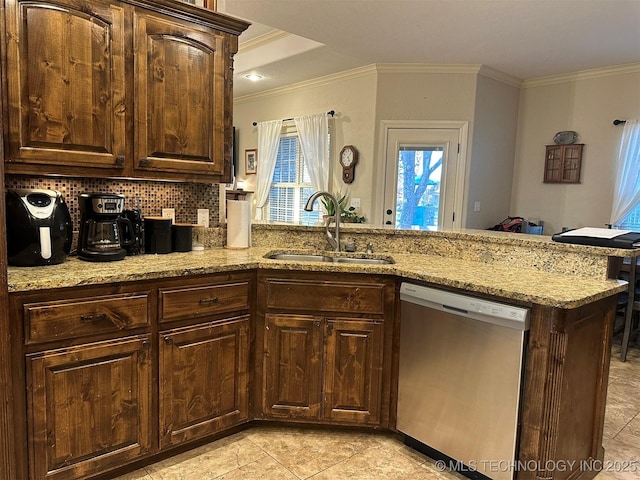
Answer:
265;251;395;265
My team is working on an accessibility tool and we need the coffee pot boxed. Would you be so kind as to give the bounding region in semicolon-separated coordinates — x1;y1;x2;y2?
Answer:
77;193;132;262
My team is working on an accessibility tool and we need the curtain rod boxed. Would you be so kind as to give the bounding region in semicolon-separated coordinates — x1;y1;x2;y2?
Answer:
613;119;627;125
252;110;335;127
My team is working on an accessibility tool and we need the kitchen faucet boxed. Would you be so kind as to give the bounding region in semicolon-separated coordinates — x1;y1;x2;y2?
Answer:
304;191;340;252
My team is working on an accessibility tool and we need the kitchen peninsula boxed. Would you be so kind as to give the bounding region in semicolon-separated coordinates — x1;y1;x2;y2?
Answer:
7;228;631;480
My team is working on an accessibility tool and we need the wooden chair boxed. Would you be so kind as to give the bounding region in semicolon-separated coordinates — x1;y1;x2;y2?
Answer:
618;257;640;361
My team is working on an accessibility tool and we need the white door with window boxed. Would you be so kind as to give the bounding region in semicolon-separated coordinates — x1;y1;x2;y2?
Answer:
382;124;467;229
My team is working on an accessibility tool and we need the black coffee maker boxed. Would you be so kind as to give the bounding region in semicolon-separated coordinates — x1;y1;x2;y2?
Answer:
78;193;132;262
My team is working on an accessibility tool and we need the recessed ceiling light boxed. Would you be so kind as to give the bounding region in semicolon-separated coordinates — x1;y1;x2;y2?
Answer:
244;73;263;81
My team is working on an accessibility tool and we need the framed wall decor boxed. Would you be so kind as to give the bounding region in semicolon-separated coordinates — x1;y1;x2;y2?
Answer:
245;149;257;175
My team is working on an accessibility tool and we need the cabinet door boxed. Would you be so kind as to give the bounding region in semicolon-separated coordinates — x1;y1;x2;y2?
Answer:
133;11;227;178
159;315;249;449
26;335;152;480
323;318;384;425
543;145;563;182
263;314;323;419
4;0;127;172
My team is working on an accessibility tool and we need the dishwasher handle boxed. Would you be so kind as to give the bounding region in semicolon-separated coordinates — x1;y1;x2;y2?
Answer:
442;304;469;315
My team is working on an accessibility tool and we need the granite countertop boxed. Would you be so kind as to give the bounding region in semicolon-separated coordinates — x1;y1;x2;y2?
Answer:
7;246;627;309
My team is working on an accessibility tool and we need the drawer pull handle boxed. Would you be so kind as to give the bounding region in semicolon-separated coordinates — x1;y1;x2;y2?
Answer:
80;313;126;330
199;297;219;305
80;313;108;323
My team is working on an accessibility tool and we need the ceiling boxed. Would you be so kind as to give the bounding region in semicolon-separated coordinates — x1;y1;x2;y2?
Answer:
218;0;640;99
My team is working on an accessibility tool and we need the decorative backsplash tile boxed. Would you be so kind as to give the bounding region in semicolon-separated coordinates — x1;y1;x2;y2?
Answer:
5;175;220;229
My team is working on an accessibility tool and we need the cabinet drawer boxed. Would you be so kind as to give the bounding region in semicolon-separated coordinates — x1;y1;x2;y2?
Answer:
24;293;150;344
265;279;386;314
160;282;250;322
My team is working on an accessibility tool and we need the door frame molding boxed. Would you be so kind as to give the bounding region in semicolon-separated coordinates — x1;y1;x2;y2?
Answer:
374;120;469;227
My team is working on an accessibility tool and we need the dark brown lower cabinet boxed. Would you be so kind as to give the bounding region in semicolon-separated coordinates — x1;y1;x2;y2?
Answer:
263;314;384;424
258;271;395;428
26;335;152;480
159;315;250;448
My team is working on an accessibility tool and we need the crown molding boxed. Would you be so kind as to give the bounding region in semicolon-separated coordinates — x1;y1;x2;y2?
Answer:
375;63;521;87
522;63;640;88
238;29;290;53
234;64;378;103
234;63;523;103
374;63;482;75
477;65;522;88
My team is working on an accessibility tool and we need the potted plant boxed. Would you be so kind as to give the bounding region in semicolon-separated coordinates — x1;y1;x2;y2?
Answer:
320;192;345;220
320;192;366;223
340;205;366;223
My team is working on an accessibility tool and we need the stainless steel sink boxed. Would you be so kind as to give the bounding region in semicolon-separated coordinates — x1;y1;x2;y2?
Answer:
264;252;394;265
266;253;333;262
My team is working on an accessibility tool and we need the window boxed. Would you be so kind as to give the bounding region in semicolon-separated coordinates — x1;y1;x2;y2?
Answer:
395;146;443;230
611;120;640;231
267;135;321;225
618;207;640;230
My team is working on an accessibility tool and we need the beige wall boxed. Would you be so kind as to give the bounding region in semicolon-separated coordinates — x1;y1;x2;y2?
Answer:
467;74;521;229
511;65;640;234
371;67;478;225
232;66;378;220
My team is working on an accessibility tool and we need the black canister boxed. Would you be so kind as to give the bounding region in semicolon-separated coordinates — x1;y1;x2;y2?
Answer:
144;217;172;254
172;224;193;252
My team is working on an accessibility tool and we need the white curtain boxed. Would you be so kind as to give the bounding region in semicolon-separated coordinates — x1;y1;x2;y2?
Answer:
610;119;640;225
254;119;283;220
294;113;329;192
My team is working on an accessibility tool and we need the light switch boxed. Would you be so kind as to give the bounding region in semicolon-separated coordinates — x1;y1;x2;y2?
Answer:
474;201;481;212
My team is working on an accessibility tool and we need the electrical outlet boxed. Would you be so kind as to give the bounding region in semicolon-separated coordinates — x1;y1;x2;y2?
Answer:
351;197;361;208
474;201;481;212
162;208;175;223
197;209;210;228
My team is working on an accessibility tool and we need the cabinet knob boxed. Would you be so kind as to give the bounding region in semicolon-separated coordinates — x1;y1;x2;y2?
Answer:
164;337;174;345
327;323;334;335
115;155;125;165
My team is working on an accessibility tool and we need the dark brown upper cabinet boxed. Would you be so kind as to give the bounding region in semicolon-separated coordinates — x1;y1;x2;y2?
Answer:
133;11;228;180
4;0;128;175
2;0;249;183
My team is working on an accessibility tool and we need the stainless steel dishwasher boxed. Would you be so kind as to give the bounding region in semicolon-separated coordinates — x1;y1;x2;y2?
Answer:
397;283;529;480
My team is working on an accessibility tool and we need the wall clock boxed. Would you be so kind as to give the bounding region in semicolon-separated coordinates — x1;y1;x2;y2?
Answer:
340;145;358;184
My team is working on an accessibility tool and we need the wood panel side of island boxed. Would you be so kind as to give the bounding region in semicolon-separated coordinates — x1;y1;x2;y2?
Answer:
518;296;616;480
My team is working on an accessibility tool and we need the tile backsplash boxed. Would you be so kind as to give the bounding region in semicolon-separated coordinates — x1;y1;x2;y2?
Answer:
5;175;220;228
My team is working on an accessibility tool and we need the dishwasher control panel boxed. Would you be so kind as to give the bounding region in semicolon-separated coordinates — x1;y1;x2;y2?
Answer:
400;282;529;330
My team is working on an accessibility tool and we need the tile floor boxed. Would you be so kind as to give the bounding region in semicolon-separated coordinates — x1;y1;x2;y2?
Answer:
114;342;640;480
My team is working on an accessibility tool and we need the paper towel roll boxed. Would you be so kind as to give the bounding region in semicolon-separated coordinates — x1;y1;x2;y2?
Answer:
226;200;251;248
